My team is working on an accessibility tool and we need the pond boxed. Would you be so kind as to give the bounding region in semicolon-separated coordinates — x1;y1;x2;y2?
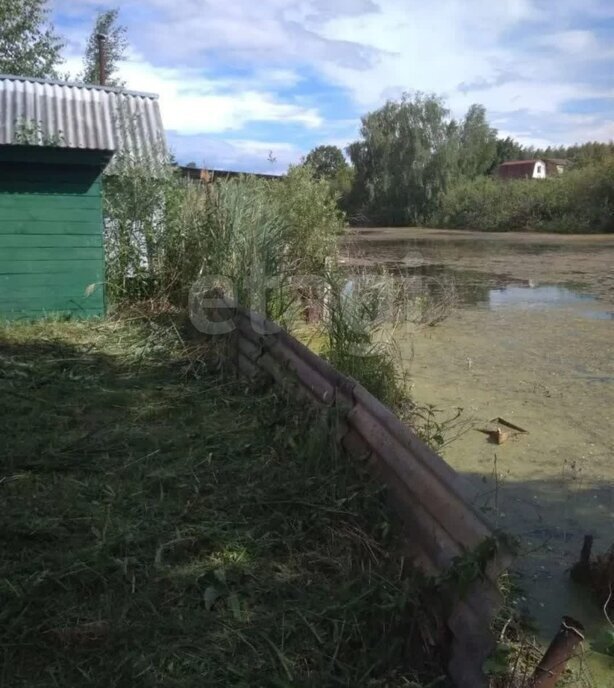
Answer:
342;228;614;683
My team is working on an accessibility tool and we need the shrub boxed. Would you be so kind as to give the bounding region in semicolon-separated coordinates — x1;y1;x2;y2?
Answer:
266;164;344;272
435;155;614;233
103;160;345;310
103;153;181;301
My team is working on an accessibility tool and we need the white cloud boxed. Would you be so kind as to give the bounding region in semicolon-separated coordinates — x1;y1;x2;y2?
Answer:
316;0;612;109
312;0;613;145
63;51;323;134
166;132;301;173
253;68;303;88
454;80;612;117
533;0;614;19
538;30;598;54
53;0;614;167
499;112;614;149
76;0;381;69
129;62;322;134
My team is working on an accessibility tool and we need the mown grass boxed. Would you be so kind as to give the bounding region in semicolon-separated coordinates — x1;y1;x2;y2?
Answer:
0;315;446;688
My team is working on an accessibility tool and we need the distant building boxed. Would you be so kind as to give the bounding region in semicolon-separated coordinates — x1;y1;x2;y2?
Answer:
497;158;568;180
178;164;279;182
545;158;569;175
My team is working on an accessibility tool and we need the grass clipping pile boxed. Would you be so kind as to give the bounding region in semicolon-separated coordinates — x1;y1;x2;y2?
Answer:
0;316;446;687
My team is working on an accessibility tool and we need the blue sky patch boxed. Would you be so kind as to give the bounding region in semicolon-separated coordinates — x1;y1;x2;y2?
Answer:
51;0;614;172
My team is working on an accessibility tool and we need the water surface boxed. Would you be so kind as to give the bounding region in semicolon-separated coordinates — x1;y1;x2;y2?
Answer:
344;228;614;683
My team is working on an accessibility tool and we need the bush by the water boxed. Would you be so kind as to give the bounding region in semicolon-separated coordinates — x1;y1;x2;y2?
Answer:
435;156;614;233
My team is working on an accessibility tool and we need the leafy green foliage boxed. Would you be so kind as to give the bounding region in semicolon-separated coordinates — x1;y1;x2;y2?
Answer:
266;164;344;268
330;163;355;209
80;8;128;87
103;160;344;311
487;137;614;175
304;145;354;214
13;117;65;145
483;643;514;678
593;629;614;657
304;145;348;180
458;104;497;180
436;155;614;233
442;536;505;597
345;94;501;225
347;93;459;225
489;136;525;172
0;0;64;78
316;271;462;451
337;91;612;230
319;271;410;410
103;153;180;301
515;140;614;168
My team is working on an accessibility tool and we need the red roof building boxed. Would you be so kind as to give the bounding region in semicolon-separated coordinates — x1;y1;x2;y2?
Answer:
497;158;568;180
498;159;546;180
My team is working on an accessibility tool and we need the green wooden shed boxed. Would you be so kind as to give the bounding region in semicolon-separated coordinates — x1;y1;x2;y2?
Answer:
0;146;112;318
0;75;166;320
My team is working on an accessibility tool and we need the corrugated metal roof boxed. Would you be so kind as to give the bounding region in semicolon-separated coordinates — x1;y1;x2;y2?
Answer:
0;75;166;159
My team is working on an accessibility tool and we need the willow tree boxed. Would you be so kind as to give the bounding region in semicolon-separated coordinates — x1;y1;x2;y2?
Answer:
347;93;459;225
458;104;498;179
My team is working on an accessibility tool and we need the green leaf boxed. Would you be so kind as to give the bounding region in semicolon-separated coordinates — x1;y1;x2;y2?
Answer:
593;629;614;657
483;644;512;676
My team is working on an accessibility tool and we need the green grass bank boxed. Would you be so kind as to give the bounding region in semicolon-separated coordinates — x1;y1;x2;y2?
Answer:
0;315;445;687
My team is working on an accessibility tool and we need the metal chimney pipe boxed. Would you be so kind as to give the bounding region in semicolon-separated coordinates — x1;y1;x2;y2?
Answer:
96;33;107;86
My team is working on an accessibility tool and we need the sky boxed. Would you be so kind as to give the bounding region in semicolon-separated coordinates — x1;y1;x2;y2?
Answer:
52;0;614;174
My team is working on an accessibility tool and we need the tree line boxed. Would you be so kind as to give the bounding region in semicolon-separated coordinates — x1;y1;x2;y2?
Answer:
303;95;614;230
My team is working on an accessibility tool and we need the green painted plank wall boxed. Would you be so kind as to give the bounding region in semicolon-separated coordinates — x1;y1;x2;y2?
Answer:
0;259;104;275
0;149;107;320
0;235;102;249
0;220;103;235
0;270;103;288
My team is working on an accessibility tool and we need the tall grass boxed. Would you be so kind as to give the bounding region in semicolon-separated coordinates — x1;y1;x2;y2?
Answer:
104;156;462;450
319;270;409;410
435;155;614;233
104;158;344;314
